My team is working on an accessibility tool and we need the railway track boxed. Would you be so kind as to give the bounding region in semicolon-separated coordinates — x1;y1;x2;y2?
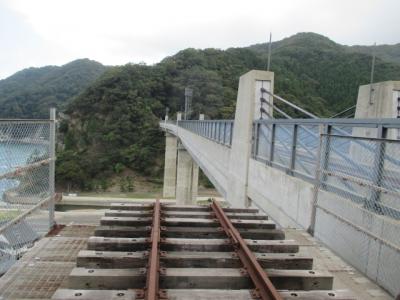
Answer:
52;200;356;300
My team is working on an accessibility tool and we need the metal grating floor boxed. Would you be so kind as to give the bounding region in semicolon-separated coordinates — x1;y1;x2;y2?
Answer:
0;225;94;299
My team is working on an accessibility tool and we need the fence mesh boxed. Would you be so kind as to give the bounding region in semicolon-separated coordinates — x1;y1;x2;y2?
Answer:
294;125;319;177
272;124;293;168
315;133;400;296
0;120;53;275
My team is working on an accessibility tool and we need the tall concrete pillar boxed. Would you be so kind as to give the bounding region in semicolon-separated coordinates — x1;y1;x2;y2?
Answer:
162;133;178;198
354;81;400;139
191;161;199;204
176;144;194;205
226;70;274;207
189;114;204;203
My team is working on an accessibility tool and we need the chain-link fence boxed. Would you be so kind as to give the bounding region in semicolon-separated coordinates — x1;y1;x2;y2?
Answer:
0;110;55;274
313;133;400;295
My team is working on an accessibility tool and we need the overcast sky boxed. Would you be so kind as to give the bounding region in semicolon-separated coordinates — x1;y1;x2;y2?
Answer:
0;0;399;79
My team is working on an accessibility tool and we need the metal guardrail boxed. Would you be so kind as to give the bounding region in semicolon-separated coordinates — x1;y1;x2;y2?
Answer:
252;118;400;219
253;118;400;175
178;120;234;147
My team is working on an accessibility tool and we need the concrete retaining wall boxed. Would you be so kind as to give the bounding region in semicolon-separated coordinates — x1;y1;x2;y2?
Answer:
315;190;400;296
247;158;314;229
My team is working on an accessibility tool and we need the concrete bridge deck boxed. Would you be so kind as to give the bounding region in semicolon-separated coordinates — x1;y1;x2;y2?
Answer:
0;204;392;299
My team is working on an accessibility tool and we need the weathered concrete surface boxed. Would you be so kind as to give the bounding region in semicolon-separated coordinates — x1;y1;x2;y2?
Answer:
95;225;284;239
52;289;137;300
167;289;358;300
247;158;314;229
314;195;400;297
68;267;332;290
191;161;199;203
355;81;400;120
176;146;196;204
87;236;298;253
77;250;313;269
163;132;178;198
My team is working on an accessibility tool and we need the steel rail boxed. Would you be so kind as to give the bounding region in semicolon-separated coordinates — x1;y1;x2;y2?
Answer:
144;199;163;300
210;200;283;300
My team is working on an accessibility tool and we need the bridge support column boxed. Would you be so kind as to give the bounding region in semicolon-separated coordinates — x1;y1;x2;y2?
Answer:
176;143;198;205
227;70;274;207
191;162;199;203
162;133;178;198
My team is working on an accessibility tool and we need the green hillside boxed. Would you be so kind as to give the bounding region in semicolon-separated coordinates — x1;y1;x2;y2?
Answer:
349;43;400;65
56;33;400;190
0;59;107;118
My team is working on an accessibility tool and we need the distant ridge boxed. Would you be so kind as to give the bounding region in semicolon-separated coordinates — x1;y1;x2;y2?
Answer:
0;59;107;118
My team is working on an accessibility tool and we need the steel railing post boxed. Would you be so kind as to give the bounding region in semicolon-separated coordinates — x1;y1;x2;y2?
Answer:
309;124;325;235
367;125;387;212
320;124;332;187
289;124;298;173
229;122;233;146
49;108;56;229
223;122;226;144
268;123;276;164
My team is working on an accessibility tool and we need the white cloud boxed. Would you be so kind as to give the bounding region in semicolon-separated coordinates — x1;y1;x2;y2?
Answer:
1;0;399;78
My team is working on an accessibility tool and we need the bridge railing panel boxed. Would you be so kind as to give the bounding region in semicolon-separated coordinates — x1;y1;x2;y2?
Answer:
0;113;55;274
294;124;319;177
253;119;400;184
318;133;400;219
178;120;234;147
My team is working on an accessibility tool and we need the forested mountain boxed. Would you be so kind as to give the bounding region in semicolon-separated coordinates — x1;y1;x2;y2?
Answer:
250;32;400;66
349;43;400;65
56;33;400;190
0;59;107;118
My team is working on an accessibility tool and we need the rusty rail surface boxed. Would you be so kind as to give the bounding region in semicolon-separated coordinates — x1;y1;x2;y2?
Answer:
210;200;283;300
144;199;164;300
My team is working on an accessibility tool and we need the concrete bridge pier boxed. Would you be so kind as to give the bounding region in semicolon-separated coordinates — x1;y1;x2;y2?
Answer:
176;144;198;205
162;132;178;198
163;112;199;204
162;112;181;198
